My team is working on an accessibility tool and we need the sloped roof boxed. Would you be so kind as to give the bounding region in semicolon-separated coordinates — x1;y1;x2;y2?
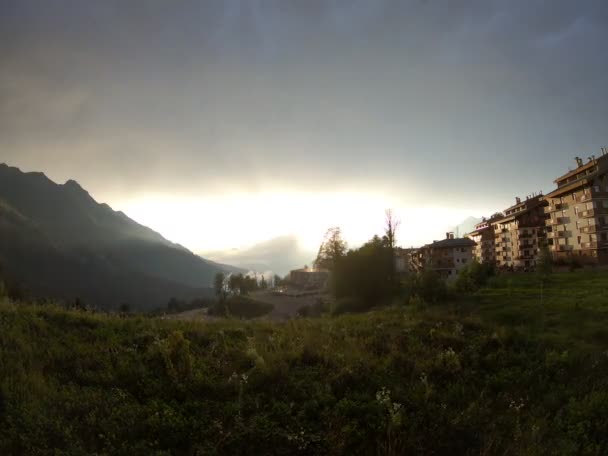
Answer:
427;238;476;249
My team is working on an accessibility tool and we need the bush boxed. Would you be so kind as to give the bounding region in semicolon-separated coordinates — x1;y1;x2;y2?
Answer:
568;258;583;272
208;296;273;319
412;271;447;303
332;297;371;315
297;298;331;318
455;260;494;293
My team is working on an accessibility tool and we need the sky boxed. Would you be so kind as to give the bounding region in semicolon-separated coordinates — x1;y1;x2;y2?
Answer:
1;1;607;253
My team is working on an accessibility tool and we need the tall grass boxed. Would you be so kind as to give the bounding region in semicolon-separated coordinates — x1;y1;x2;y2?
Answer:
0;272;607;454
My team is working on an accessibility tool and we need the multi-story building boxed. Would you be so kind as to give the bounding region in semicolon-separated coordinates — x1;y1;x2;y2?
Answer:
395;247;416;276
466;214;503;264
493;195;548;270
544;151;608;264
412;233;476;279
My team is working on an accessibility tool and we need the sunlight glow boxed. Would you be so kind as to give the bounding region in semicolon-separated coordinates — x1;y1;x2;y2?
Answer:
116;191;488;254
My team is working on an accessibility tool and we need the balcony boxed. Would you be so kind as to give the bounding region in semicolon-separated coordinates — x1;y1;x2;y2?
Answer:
581;207;608;218
580;225;600;234
581;242;598;250
578;190;608;202
546;203;569;212
553;245;573;252
579;193;592;203
547;231;569;239
547;217;570;225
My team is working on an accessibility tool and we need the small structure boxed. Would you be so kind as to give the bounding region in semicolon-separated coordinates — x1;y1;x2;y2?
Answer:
289;266;329;290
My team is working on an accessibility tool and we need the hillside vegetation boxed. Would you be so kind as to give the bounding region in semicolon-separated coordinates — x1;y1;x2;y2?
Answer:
1;272;608;455
0;163;242;310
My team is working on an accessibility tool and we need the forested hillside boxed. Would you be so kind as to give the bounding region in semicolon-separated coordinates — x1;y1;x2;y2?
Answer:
0;164;242;309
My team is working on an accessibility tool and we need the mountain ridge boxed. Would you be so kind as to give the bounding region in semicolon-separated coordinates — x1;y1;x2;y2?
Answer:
0;163;242;309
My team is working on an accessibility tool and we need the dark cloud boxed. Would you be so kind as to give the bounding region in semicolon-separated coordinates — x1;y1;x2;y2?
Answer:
0;0;607;207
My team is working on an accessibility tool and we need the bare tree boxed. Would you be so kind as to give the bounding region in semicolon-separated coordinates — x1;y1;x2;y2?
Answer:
384;209;400;250
384;209;401;289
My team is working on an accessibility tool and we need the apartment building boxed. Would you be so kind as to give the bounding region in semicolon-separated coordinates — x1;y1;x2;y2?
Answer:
411;233;476;279
544;151;608;264
493;195;548;270
466;214;503;264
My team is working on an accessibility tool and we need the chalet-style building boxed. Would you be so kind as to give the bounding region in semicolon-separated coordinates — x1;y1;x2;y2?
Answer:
412;233;476;279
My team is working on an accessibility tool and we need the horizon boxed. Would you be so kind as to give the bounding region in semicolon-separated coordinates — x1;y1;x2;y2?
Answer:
2;160;491;254
2;1;607;255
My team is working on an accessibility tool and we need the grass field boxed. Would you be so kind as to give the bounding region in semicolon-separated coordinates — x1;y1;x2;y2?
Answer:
472;270;608;351
0;271;607;454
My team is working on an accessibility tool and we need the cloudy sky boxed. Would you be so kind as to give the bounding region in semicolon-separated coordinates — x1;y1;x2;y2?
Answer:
1;1;607;253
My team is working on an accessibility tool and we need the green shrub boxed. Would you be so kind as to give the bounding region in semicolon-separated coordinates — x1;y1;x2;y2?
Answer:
455;260;494;293
332;297;371;315
209;296;273;319
297;298;330;318
412;270;447;303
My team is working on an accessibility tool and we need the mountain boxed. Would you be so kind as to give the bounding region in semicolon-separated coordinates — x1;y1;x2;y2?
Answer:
203;235;316;277
450;216;483;237
0;163;242;310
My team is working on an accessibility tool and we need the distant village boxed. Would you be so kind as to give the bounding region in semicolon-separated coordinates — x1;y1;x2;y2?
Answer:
283;149;608;290
395;148;608;279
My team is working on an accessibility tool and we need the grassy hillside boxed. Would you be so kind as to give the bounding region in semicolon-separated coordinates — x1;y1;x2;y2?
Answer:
1;272;608;454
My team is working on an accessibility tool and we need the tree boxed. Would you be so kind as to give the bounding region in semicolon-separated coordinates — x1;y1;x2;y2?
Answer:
314;227;347;271
384;209;400;290
241;275;258;295
214;272;227;302
333;235;393;305
273;274;282;288
229;273;242;295
384;209;400;251
259;275;268;290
